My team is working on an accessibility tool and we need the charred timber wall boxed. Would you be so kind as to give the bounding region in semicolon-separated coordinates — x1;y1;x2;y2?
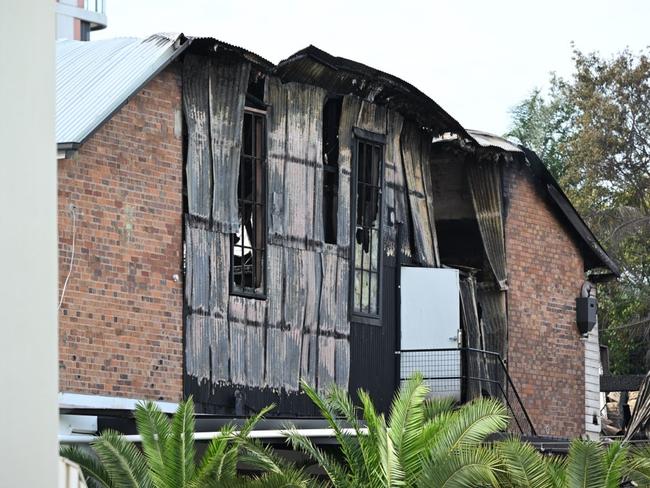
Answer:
182;54;440;414
57;66;184;402
504;163;585;437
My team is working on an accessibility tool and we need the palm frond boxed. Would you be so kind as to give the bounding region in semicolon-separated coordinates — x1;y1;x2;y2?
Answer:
134;401;171;488
626;445;650;487
91;430;152;488
238;438;289;476
238;404;275;439
565;440;605;488
245;468;314;488
433;398;508;456
419;448;501;488
544;456;567;488
418;410;454;452
284;429;350;488
358;389;404;487
190;425;238;487
300;380;364;480
422;397;456;420
60;445;114;488
323;384;362;431
496;438;553;488
165;397;196;487
210;467;316;488
387;374;429;483
602;441;628;488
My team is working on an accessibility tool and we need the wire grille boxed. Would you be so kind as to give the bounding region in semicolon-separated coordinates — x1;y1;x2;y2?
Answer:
398;348;536;436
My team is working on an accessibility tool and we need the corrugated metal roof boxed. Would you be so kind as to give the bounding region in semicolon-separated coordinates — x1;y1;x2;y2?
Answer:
466;129;523;153
56;33;188;146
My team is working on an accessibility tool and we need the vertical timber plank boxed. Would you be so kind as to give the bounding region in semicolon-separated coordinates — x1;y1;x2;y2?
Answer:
209;61;250;232
228;295;247;385
282;247;305;391
182;54;212;221
266;77;287;239
265;244;284;388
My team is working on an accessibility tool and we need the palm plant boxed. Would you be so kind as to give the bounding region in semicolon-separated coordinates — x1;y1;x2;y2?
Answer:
285;374;509;488
60;397;312;488
496;437;650;488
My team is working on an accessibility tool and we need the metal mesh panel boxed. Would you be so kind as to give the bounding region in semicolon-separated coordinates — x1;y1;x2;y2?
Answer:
400;349;461;400
398;348;536;436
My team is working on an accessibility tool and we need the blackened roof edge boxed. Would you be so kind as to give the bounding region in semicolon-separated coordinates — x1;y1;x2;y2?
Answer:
520;146;620;279
463;130;619;278
276;44;470;138
186;36;275;70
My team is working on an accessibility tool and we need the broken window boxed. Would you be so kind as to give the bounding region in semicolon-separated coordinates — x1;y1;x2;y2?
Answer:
231;109;266;297
352;137;384;318
323;96;342;244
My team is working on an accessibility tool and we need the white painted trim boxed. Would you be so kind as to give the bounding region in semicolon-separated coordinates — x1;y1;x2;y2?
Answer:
60;427;369;444
57;150;66;160
59;392;178;413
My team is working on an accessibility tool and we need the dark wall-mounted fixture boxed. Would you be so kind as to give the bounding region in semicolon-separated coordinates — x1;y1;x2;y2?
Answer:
576;296;597;335
577;281;597;335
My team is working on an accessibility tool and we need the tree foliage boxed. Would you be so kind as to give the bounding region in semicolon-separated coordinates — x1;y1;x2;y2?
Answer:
506;47;650;373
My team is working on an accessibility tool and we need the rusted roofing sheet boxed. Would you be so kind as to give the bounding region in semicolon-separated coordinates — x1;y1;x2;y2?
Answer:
56;33;188;146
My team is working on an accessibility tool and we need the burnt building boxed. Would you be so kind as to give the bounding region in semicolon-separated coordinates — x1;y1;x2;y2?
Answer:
56;33;618;440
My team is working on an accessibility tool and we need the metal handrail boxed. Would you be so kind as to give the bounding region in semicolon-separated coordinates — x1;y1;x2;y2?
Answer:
493;352;537;436
396;347;536;436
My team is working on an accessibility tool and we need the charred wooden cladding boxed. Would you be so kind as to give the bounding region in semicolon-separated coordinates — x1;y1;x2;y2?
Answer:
181;49;464;414
55;36;621;438
179;45;618;426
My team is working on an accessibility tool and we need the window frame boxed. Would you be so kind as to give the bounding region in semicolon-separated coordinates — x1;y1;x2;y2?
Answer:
322;96;343;245
230;106;268;300
349;129;386;326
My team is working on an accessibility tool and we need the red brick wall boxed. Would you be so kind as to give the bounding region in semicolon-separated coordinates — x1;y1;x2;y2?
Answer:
505;164;585;437
57;65;184;402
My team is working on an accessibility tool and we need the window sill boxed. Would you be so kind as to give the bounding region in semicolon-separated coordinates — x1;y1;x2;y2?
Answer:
230;290;267;301
350;312;382;327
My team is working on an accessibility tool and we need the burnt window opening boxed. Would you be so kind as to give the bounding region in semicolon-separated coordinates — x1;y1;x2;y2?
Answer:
352;138;384;318
231;109;266;298
246;71;266;110
323;96;342;244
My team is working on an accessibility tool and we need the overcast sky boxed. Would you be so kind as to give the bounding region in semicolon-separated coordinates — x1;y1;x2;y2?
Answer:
93;0;650;135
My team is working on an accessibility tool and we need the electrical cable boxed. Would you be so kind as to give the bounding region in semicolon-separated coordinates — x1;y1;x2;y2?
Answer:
58;206;77;311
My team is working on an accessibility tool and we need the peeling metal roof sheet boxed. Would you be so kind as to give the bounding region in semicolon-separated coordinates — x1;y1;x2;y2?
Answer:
276;45;469;138
466;129;523;153
56;33;188;146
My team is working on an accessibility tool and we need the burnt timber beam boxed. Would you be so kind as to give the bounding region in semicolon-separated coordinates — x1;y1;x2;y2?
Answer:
600;374;645;392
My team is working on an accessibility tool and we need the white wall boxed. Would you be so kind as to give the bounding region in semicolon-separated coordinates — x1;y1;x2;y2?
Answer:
0;1;58;487
585;324;602;439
